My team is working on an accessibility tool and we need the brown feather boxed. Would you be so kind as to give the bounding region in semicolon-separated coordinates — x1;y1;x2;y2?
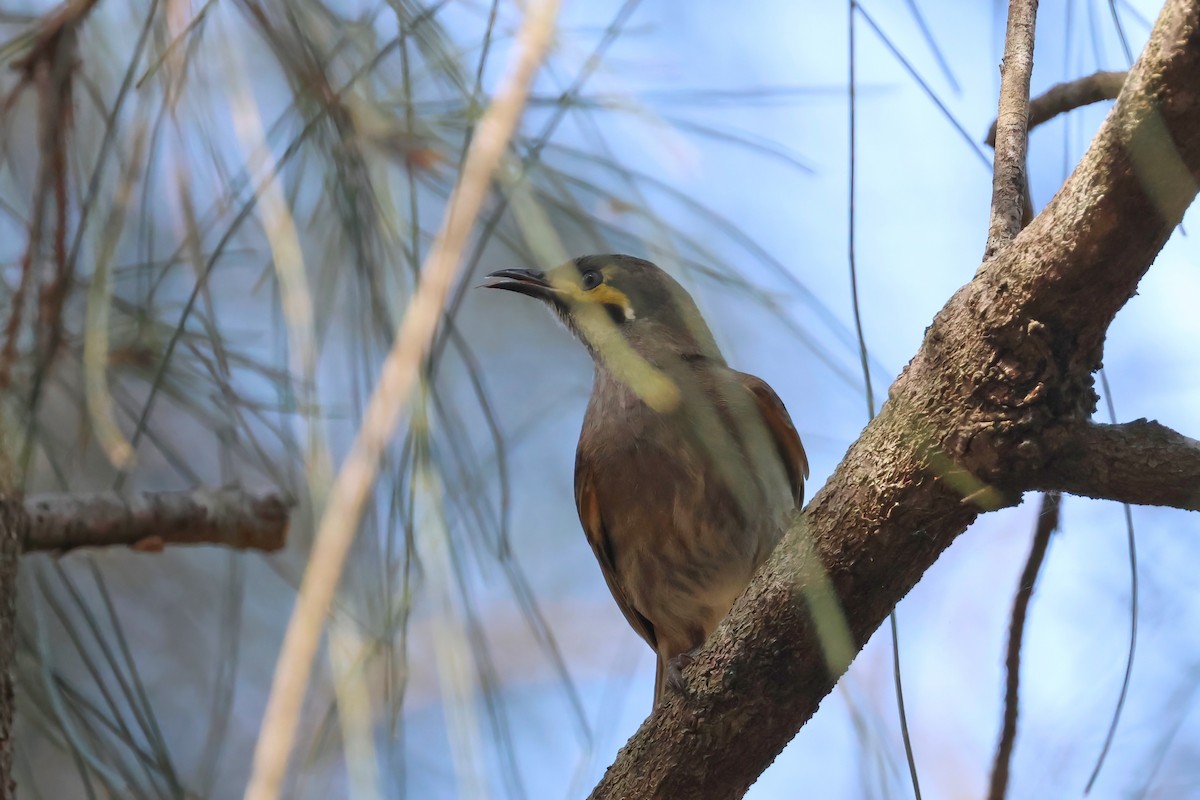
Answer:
574;454;658;651
574;364;806;707
734;370;810;507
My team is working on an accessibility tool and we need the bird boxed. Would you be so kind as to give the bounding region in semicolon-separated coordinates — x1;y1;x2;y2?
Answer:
483;254;808;706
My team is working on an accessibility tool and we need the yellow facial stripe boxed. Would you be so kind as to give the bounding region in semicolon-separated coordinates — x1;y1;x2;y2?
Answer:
589;284;632;309
552;279;635;319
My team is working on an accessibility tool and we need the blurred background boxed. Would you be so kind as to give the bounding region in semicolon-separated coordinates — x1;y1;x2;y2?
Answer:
1;0;1197;797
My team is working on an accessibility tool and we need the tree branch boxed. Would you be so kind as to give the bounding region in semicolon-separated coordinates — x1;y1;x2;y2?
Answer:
985;0;1039;259
985;70;1127;146
590;1;1200;797
1030;420;1200;511
987;492;1061;800
22;489;290;552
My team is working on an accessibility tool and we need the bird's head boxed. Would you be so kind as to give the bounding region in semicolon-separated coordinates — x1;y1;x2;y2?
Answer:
482;254;724;372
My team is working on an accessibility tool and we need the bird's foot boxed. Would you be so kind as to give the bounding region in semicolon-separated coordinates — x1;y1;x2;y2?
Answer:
665;648;700;696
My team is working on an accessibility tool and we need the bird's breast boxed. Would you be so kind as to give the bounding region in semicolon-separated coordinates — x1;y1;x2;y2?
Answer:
578;370;793;653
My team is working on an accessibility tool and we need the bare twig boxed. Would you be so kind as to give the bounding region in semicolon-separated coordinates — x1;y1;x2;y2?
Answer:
1030;420;1200;511
22;490;289;552
983;70;1128;254
984;0;1039;259
242;2;561;798
0;0;119;481
985;70;1127;146
8;0;100;75
987;492;1061;800
1084;373;1139;794
13;0;90;406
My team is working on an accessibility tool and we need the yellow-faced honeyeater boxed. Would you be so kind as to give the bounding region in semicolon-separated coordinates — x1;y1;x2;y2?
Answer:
484;254;807;705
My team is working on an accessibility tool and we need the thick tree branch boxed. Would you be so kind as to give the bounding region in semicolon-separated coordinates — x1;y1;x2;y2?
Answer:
591;1;1200;797
985;0;1039;259
22;489;290;552
986;70;1127;146
1029;420;1200;511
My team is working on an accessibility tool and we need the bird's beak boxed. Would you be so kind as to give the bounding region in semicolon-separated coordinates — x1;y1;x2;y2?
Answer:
480;268;556;301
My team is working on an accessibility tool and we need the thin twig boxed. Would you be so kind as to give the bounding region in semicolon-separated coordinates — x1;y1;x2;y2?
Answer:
241;3;561;798
987;491;1061;800
847;1;873;418
901;0;960;92
985;70;1125;145
856;6;991;169
889;612;921;799
1085;371;1139;794
984;0;1039;259
849;6;920;795
1027;419;1200;510
1107;0;1136;64
0;6;83;392
22;490;289;552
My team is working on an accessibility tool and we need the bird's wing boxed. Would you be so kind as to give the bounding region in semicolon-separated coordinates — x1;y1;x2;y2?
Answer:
574;454;658;652
735;371;810;507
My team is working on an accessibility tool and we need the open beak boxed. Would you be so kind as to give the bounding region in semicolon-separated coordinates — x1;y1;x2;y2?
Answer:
480;268;556;301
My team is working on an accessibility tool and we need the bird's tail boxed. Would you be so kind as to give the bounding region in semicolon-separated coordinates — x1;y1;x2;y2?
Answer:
653;655;664;707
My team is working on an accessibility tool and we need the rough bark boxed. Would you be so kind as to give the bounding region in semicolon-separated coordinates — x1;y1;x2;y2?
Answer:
0;496;19;799
22;489;290;553
0;418;21;799
1028;420;1200;510
985;0;1039;258
590;1;1200;797
985;70;1127;147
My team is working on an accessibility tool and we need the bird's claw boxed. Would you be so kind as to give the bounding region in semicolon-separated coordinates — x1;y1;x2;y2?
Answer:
665;648;699;696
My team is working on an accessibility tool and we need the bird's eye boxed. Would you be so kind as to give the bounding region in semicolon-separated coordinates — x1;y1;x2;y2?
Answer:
581;270;603;290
